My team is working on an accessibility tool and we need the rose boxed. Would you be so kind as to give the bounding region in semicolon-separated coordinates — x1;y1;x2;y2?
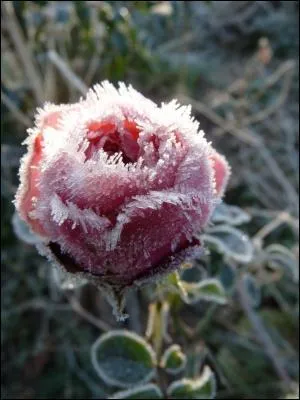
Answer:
15;81;230;291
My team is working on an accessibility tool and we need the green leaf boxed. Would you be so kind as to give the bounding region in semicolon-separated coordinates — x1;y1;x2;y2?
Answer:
109;383;163;399
242;274;261;308
158;271;188;299
219;264;236;289
167;365;216;399
202;225;253;263
211;203;251;226
160;344;187;374
181;278;227;305
12;212;41;245
264;244;298;282
91;330;156;388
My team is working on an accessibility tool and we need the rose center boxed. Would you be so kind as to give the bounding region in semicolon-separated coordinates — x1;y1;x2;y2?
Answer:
85;119;140;163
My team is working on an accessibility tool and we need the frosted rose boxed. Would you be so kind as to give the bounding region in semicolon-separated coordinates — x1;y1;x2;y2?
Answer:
15;82;230;289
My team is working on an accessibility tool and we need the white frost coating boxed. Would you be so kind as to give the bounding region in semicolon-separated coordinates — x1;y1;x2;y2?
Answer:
90;330;157;388
125;191;201;214
104;213;130;251
50;194;69;226
202;224;254;263
167;365;217;399
104;190;207;251
32;81;209;176
50;193;111;233
181;278;228;305
108;384;163;399
12;212;41;245
160;344;187;375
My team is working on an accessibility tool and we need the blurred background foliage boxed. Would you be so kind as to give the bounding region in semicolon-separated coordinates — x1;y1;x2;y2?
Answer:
1;1;299;399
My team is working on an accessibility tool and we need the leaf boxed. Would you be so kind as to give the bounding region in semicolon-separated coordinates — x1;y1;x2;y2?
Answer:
211;203;251;226
181;265;207;283
219;264;236;289
160;344;187;374
167;365;216;399
91;330;156;388
264;244;298;282
181;278;227;305
242;273;261;308
109;383;163;399
159;271;188;299
12;212;41;245
202;224;253;263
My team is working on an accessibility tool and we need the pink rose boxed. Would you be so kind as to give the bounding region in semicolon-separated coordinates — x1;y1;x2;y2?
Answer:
15;82;230;289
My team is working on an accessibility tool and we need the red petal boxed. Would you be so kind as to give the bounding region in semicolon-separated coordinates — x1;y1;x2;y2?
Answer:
123;119;140;140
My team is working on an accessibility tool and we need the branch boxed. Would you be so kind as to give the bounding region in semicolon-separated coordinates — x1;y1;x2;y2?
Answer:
48;50;88;96
1;91;32;127
2;1;44;104
66;293;111;332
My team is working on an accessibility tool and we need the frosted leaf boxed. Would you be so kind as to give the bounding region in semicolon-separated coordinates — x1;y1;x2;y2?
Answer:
181;278;228;305
91;330;156;388
160;344;187;375
167;365;216;399
264;244;298;282
219;264;236;289
12;212;41;245
211;203;251;226
242;274;261;308
202;224;254;263
158;271;188;299
109;384;163;399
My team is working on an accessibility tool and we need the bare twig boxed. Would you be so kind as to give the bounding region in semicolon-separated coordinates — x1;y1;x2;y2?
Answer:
261;60;296;91
1;91;32;127
179;94;261;146
48;50;88;96
258;147;299;213
66;293;110;331
253;212;296;243
83;55;100;87
2;1;44;104
2;298;71;317
180;89;299;215
243;62;295;126
157;32;195;54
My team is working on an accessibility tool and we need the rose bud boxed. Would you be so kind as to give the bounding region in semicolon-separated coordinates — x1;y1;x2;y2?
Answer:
15;82;230;314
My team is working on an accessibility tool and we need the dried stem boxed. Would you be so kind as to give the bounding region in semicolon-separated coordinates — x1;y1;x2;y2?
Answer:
48;50;88;95
2;1;44;104
1;91;32;127
66;293;111;331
